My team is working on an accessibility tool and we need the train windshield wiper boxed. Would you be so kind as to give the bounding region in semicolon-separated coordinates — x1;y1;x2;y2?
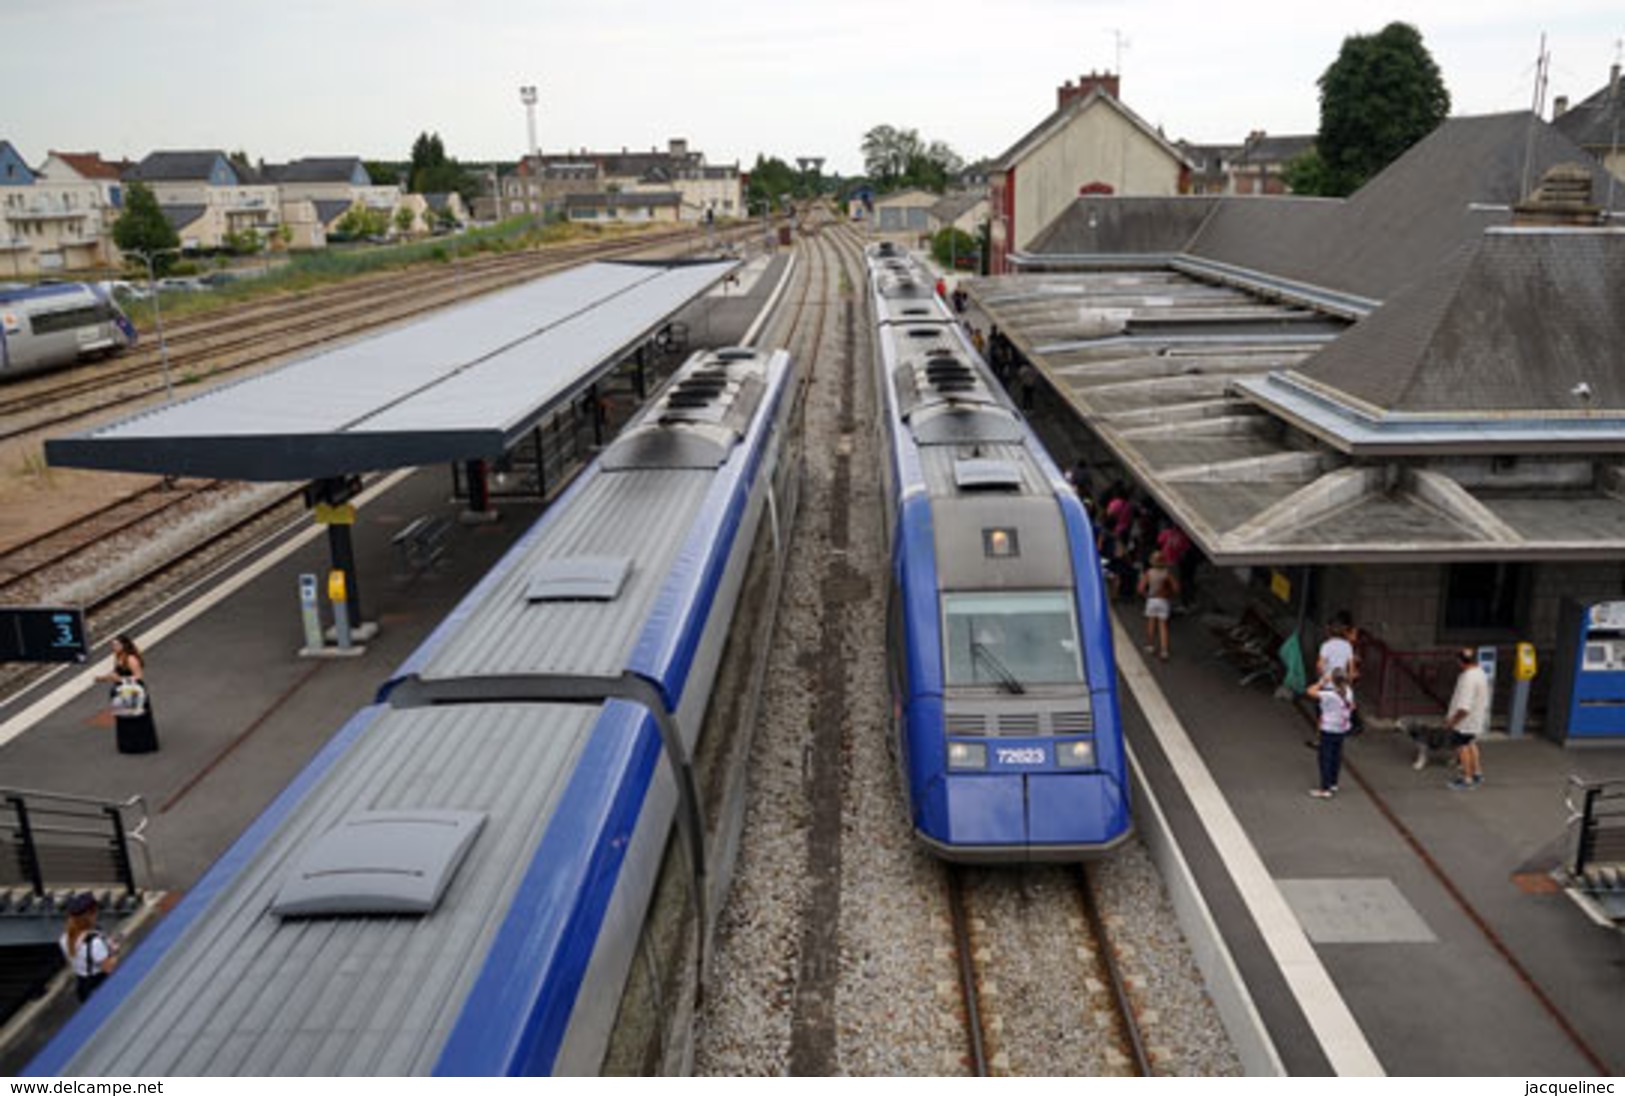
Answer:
970;640;1026;694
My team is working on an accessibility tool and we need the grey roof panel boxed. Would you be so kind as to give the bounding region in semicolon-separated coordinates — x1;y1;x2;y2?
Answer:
63;703;600;1076
413;468;714;687
45;260;736;480
270;809;487;917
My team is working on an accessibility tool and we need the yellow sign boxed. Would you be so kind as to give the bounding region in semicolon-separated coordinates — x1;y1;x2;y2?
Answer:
314;503;356;525
327;569;348;603
1270;569;1292;603
1516;642;1538;681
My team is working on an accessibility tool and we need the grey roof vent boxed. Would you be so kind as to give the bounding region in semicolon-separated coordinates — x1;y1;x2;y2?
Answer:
954;458;1024;490
712;347;758;362
271;809;486;918
525;555;632;601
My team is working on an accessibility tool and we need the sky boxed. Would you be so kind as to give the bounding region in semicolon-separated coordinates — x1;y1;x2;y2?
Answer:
5;0;1623;177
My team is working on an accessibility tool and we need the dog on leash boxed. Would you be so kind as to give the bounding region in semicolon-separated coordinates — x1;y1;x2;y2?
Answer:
1399;719;1456;771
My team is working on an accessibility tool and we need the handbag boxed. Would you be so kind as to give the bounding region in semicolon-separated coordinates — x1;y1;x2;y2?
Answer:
111;679;147;719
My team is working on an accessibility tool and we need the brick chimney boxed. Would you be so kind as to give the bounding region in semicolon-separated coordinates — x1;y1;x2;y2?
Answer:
1513;163;1604;227
669;138;688;158
1057;71;1120;110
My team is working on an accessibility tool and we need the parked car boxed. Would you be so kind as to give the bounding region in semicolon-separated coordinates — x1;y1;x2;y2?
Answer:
157;277;206;293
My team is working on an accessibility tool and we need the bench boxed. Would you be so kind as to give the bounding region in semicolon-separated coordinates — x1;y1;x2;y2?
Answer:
1563;778;1625;932
391;515;452;574
1209;606;1286;688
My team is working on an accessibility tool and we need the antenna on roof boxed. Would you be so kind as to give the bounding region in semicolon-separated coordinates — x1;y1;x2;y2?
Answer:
1521;33;1550;202
1107;28;1130;81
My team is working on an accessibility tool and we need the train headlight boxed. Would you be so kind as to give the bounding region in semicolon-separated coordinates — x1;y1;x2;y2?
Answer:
1056;739;1095;769
947;741;988;770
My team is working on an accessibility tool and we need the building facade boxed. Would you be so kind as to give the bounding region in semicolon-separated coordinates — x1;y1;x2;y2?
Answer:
988;73;1191;273
125;150;281;251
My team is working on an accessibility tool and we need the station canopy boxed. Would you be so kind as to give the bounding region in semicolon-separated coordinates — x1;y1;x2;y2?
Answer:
45;259;736;481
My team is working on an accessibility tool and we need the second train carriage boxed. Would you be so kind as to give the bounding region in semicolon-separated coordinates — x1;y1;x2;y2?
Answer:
866;243;1131;861
29;345;799;1077
0;282;136;378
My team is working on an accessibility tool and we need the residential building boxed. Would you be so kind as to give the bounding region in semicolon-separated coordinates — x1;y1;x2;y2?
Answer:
1553;63;1625;184
0;145;129;275
124;150;281;251
493;139;742;223
261;157;407;246
988;72;1192;273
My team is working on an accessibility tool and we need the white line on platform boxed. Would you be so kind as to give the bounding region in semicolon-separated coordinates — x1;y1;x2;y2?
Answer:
1112;617;1386;1077
741;251;797;348
0;469;416;751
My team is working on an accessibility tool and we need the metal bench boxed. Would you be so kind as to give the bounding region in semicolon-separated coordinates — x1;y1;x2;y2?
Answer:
391;515;452;574
1208;607;1285;688
1562;777;1625;931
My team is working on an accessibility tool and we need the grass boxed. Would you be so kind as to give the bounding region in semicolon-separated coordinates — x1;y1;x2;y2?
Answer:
118;217;670;328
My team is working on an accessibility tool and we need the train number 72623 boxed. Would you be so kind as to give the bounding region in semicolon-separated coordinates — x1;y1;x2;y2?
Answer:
995;746;1048;767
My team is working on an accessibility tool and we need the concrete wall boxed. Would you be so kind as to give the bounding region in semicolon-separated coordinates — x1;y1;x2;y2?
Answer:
1013;104;1183;249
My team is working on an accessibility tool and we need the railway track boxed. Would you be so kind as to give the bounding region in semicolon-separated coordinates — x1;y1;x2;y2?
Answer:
946;865;1154;1077
0;222;756;442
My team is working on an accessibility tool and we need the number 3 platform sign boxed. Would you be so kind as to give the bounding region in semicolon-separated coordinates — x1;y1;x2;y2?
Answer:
0;606;90;663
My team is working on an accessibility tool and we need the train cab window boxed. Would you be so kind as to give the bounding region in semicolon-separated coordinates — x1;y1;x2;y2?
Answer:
942;591;1083;689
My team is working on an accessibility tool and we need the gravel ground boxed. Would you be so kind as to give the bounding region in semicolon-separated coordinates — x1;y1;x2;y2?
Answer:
695;228;1248;1076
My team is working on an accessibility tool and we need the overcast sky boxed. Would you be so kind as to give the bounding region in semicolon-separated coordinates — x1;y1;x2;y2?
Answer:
6;1;1622;176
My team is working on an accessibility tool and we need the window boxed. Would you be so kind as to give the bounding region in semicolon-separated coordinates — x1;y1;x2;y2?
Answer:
1442;562;1529;636
942;591;1083;688
30;302;114;335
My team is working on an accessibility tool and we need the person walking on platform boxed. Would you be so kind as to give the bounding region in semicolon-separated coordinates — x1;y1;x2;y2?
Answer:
1307;668;1356;799
1445;648;1489;789
97;633;159;755
60;892;118;1002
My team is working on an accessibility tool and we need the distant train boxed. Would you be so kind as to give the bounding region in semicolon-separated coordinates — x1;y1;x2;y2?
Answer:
29;345;800;1076
0;282;137;379
866;241;1131;861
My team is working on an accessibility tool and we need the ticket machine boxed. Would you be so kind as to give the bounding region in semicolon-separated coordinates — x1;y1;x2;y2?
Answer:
1549;599;1625;744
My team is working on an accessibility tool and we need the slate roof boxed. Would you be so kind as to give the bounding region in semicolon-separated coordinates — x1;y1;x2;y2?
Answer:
264;157;369;184
313;199;353;226
1236;133;1315;165
929;190;987;226
1553;71;1625;150
1034;113;1622;302
159;204;207;231
1279;229;1625;418
128;150;258;184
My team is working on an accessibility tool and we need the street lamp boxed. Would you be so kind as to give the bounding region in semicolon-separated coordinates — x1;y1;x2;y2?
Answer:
124;247;178;401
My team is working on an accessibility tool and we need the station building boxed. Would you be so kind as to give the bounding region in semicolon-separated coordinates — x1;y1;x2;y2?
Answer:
969;111;1625;734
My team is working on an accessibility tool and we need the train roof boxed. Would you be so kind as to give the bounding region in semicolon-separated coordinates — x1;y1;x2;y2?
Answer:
388;347;788;704
0;282;100;305
48;700;630;1076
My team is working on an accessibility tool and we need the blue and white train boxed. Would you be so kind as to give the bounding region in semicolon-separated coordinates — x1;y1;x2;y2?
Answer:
29;345;799;1076
0;282;136;379
867;242;1131;862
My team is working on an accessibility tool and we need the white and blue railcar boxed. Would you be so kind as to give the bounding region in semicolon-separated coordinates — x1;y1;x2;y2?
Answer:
866;244;1130;861
0;282;136;378
29;345;798;1076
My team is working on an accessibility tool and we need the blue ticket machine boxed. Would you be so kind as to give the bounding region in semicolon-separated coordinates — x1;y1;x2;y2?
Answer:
1549;599;1625;744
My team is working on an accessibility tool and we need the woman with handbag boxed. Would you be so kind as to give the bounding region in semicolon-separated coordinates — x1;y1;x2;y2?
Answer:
97;634;159;754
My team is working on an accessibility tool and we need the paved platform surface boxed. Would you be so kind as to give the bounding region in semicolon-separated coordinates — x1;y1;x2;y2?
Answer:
1110;540;1625;1077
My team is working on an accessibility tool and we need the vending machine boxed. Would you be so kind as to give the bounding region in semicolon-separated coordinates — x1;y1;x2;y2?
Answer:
1548;599;1625;745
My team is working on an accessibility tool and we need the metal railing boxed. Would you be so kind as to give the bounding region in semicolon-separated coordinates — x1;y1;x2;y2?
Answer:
0;788;151;897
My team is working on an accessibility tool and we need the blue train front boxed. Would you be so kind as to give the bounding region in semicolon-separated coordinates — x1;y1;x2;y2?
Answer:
867;244;1132;861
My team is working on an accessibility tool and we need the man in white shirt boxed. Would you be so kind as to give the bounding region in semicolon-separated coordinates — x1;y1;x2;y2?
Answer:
1445;648;1490;789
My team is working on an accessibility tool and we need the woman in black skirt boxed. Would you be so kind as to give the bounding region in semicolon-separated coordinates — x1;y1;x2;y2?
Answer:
98;634;159;754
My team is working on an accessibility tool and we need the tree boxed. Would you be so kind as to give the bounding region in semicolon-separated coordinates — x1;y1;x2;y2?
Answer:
394;206;416;235
930;226;978;270
335;203;391;239
860;125;963;194
407;131;478;206
745;154;799;213
1312;22;1450;196
113;182;181;275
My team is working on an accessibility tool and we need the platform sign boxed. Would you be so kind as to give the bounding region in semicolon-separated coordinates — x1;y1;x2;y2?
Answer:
0;606;89;663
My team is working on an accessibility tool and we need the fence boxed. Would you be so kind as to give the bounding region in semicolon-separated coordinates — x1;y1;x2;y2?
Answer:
0;788;150;897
